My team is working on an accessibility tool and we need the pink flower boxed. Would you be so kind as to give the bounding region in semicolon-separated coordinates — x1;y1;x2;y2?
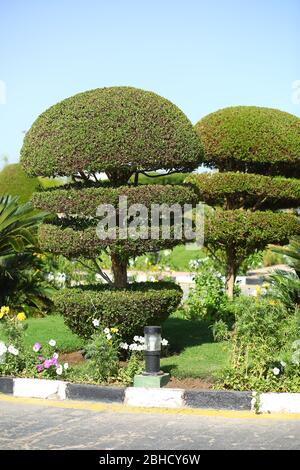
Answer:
33;342;42;353
43;359;52;369
51;357;58;366
36;364;43;373
38;356;44;362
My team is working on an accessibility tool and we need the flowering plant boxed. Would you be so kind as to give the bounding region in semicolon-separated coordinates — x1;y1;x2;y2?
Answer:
31;339;69;378
85;324;120;382
0;306;27;375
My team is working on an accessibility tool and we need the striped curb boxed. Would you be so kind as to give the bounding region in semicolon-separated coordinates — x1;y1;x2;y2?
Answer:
1;377;299;413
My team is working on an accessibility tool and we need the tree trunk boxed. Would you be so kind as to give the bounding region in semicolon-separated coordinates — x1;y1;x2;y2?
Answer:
225;258;237;299
111;253;128;288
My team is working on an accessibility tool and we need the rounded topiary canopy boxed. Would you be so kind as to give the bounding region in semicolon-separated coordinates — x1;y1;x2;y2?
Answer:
195;107;300;177
21;86;203;183
0;163;41;203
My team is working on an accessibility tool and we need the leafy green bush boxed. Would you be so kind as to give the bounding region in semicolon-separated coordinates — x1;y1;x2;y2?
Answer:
195;106;300;177
264;271;300;312
219;296;300;392
21;86;203;182
186;259;234;324
54;282;182;341
187;172;300;210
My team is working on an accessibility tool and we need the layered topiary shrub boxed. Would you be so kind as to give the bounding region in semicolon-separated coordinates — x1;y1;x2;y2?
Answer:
188;106;300;298
21;86;203;338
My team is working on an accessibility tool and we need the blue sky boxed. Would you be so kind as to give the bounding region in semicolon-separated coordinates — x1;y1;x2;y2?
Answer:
1;0;299;165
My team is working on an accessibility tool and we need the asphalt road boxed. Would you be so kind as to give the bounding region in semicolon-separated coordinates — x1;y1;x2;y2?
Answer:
1;396;300;450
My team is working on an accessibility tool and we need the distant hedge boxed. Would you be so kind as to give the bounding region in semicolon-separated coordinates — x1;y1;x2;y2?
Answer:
54;282;183;340
32;183;198;216
195;107;300;177
0;163;41;203
21;87;203;183
187;172;300;210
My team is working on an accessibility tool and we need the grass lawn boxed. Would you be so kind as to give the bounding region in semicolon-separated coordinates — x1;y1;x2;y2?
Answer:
161;311;229;380
0;315;84;353
0;312;229;381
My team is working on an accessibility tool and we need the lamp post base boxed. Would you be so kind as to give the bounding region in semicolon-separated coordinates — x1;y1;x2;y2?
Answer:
133;373;170;388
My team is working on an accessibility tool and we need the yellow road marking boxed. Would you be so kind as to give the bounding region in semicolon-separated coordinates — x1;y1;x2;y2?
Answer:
1;393;300;421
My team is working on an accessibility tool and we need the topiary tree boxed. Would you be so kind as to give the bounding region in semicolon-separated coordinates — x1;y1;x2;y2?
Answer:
21;86;203;338
188;106;300;298
0;163;41;203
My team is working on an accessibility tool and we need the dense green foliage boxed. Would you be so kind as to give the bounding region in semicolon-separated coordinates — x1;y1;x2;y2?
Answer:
187;172;300;210
186;258;235;324
264;271;300;312
205;209;300;260
271;235;300;276
54;282;182;341
0;164;41;203
219;296;300;392
196;106;300;177
21;86;203;183
32;183;198;215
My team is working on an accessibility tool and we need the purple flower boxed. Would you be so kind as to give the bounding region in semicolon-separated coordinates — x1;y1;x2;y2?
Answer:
43;359;52;369
36;364;43;373
33;342;42;353
51;357;58;366
38;356;44;362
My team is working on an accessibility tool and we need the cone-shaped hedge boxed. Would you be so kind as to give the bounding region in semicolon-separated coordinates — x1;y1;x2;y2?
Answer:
191;106;300;297
21;86;203;338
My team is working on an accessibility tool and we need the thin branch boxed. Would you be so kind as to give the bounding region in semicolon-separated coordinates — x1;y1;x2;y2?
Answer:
77;258;113;285
140;170;179;178
134;172;139;186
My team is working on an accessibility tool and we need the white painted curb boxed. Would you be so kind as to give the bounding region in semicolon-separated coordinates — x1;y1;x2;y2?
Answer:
258;393;300;413
125;387;185;408
13;378;67;400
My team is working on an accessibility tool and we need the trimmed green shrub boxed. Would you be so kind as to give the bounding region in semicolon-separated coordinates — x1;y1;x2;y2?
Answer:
21;87;203;183
187;172;300;210
196;106;300;177
0;163;41;203
38;223;185;258
191;106;300;298
21;87;201;338
32;183;198;216
205;209;300;257
54;282;183;341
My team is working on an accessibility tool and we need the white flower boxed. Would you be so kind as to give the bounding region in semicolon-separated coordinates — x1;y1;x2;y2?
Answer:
129;343;138;351
280;361;286;368
53;353;59;359
63;362;69;370
49;339;56;347
272;367;280;376
120;342;129;350
56;365;63;375
8;345;19;356
133;335;139;342
92;319;100;327
0;341;7;355
106;333;112;340
161;338;169;346
104;328;110;334
137;344;145;351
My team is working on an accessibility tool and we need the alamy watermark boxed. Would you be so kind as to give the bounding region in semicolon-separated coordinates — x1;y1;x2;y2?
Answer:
0;80;6;104
95;196;204;248
292;80;300;104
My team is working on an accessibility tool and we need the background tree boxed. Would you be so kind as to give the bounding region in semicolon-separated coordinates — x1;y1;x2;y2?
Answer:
187;106;300;298
21;86;203;339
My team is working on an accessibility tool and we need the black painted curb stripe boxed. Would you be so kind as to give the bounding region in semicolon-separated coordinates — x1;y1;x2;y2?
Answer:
0;377;14;394
183;390;253;410
65;383;126;403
